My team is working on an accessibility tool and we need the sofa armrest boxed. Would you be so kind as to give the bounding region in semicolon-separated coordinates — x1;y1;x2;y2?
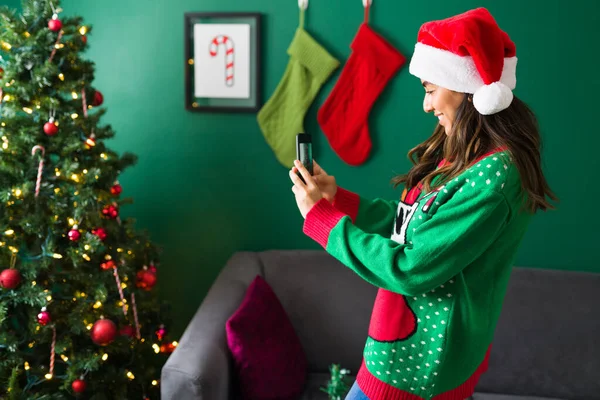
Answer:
161;252;262;400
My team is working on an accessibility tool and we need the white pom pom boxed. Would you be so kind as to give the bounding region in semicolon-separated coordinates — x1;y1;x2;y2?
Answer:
473;82;513;115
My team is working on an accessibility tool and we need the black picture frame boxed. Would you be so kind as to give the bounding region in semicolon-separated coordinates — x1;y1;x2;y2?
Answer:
184;12;262;113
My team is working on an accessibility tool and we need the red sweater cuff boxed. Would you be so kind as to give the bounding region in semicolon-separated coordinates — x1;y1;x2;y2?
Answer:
303;198;347;249
332;187;360;223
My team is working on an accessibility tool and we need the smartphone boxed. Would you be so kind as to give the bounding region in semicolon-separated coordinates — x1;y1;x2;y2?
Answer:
296;133;313;184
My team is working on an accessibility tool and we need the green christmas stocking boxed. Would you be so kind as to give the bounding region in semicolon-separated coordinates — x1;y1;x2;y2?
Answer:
257;24;339;167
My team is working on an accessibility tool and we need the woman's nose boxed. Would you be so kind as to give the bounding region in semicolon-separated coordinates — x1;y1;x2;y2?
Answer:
423;96;433;113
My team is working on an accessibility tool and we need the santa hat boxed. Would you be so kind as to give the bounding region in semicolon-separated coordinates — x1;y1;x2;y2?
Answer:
409;8;517;115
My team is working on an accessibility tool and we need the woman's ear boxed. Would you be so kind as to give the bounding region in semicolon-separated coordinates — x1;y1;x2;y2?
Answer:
468;94;473;102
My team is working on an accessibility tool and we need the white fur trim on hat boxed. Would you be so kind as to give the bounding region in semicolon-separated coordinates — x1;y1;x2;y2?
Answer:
473;82;513;115
409;43;517;113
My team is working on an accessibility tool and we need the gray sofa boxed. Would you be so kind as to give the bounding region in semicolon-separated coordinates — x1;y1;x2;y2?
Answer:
161;250;600;400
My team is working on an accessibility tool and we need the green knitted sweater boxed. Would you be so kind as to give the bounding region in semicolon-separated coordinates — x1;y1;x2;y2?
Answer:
303;150;531;400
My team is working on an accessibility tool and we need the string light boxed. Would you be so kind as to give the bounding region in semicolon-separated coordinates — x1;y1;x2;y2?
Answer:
4;229;14;235
1;41;12;50
24;362;30;370
71;174;79;182
93;301;102;309
32;281;37;286
2;94;11;102
188;58;194;65
121;282;127;289
54;188;60;194
71;91;78;99
100;153;107;159
86;324;93;330
68;218;76;226
52;253;63;259
46;295;52;301
82;254;90;261
83;169;88;174
79;26;88;35
28;342;35;348
58;73;65;81
152;344;160;354
61;355;69;362
126;371;135;380
102;353;108;361
14;189;22;197
22;107;33;114
71;113;79;119
9;246;18;253
23;31;30;38
45;373;53;380
84;245;90;250
55;169;61;177
152;380;159;386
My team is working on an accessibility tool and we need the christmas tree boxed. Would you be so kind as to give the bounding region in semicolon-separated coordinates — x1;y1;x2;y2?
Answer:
321;364;352;400
0;1;173;398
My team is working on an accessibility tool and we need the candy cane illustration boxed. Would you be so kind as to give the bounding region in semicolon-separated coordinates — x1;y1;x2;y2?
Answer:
209;35;234;87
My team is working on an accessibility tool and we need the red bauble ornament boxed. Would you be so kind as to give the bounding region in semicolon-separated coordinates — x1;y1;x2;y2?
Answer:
102;204;119;219
81;35;87;44
100;260;116;270
120;325;136;338
148;264;157;274
91;319;117;346
110;183;122;196
68;226;81;242
161;342;176;354
0;67;4;79
48;17;62;32
155;324;167;341
72;378;86;393
92;91;104;107
92;227;107;241
37;307;51;326
0;269;21;289
44;121;58;136
136;270;157;291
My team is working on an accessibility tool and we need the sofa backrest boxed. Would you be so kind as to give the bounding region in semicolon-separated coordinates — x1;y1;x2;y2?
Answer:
251;250;599;399
257;250;376;375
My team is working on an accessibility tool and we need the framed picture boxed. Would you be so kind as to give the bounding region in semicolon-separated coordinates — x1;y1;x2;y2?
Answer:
184;12;262;113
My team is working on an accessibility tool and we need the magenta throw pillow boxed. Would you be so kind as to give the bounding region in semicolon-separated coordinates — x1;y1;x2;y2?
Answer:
226;275;307;400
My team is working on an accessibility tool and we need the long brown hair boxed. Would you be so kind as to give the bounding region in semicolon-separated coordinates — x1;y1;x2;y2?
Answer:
392;95;557;213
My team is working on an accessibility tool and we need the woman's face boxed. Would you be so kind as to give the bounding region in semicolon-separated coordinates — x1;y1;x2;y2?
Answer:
422;81;466;135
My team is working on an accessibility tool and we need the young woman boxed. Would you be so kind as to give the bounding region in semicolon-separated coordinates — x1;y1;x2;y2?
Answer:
289;7;557;400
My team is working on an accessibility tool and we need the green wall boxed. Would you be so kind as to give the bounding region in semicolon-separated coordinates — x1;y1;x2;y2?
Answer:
43;0;599;335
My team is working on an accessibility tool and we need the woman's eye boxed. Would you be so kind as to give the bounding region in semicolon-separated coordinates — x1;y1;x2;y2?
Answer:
426;90;435;95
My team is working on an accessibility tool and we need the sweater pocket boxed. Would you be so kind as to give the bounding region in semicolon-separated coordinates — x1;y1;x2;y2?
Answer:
368;288;417;342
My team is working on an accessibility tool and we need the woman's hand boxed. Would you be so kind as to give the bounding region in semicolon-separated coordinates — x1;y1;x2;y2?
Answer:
289;160;323;219
311;160;338;203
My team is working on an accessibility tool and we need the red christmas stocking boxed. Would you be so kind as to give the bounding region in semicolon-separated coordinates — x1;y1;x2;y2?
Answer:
317;23;405;166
